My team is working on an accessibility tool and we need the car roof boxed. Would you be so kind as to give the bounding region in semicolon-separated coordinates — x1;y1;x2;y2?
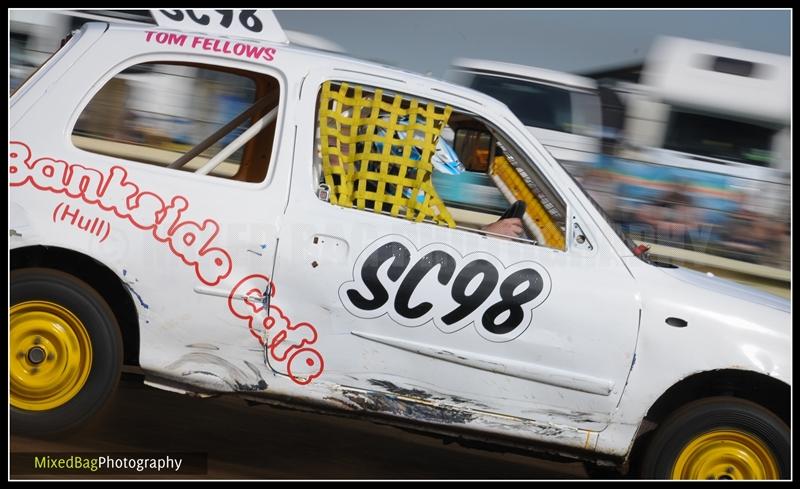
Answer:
451;57;597;91
103;23;515;116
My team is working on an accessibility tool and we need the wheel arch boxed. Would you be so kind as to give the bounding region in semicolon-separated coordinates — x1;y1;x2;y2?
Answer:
644;369;789;427
627;369;790;472
11;245;140;366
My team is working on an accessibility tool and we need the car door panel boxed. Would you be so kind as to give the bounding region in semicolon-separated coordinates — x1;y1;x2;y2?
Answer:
277;196;637;433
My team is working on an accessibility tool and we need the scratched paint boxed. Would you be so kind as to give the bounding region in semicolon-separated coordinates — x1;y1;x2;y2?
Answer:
166;352;267;392
186;343;220;351
367;379;433;400
367;379;491;409
339;389;477;425
227;274;324;385
124;282;150;310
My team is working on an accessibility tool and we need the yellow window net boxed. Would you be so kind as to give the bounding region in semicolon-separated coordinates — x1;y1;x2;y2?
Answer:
318;81;455;227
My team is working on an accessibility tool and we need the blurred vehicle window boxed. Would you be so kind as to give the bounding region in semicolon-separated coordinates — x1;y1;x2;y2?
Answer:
467;74;601;138
469;75;572;134
663;110;778;167
10;34;35;93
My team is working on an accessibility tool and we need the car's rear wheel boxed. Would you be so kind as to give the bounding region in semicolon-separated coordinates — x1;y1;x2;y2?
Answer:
640;397;788;480
10;268;123;436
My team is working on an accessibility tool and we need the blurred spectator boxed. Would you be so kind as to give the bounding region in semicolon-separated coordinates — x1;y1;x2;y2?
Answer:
583;167;619;213
634;181;699;249
721;211;768;263
719;191;784;264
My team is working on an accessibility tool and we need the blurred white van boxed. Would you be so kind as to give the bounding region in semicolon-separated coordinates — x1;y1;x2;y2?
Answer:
621;36;790;180
616;37;790;222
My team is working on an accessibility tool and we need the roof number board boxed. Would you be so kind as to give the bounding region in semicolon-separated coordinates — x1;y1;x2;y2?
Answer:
151;9;289;44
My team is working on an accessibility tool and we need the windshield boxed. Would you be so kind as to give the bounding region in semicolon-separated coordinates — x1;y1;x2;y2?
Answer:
467;73;600;136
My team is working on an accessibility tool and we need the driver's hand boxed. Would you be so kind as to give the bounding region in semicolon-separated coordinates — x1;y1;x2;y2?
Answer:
482;218;523;238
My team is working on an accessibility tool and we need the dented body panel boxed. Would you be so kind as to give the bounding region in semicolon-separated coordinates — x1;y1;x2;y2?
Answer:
9;21;790;465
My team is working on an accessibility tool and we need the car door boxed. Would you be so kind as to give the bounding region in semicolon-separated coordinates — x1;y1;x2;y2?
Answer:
273;72;640;441
9;27;297;393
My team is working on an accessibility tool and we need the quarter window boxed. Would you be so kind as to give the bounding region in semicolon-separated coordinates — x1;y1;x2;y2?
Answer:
72;62;280;182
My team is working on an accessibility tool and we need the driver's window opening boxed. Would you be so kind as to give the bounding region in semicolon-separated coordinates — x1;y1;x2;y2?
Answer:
313;80;567;251
72;62;280;183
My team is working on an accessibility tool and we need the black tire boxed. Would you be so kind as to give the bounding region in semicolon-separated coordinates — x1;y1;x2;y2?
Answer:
640;397;789;480
10;268;123;436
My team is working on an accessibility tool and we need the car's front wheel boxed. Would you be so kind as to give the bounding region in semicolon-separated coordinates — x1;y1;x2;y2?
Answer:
640;397;789;480
10;268;123;436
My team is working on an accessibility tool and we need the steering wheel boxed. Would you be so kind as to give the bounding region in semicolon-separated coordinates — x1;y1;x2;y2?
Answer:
499;200;526;220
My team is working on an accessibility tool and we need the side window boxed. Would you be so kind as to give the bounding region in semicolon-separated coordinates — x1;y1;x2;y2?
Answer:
72;62;280;182
313;80;566;251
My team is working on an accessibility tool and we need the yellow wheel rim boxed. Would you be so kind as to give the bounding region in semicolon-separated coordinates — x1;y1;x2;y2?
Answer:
672;429;780;479
10;301;93;411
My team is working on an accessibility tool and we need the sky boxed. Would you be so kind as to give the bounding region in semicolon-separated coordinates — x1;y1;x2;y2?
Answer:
274;9;791;78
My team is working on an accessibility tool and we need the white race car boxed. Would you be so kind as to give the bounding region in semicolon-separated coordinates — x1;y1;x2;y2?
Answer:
9;10;790;480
